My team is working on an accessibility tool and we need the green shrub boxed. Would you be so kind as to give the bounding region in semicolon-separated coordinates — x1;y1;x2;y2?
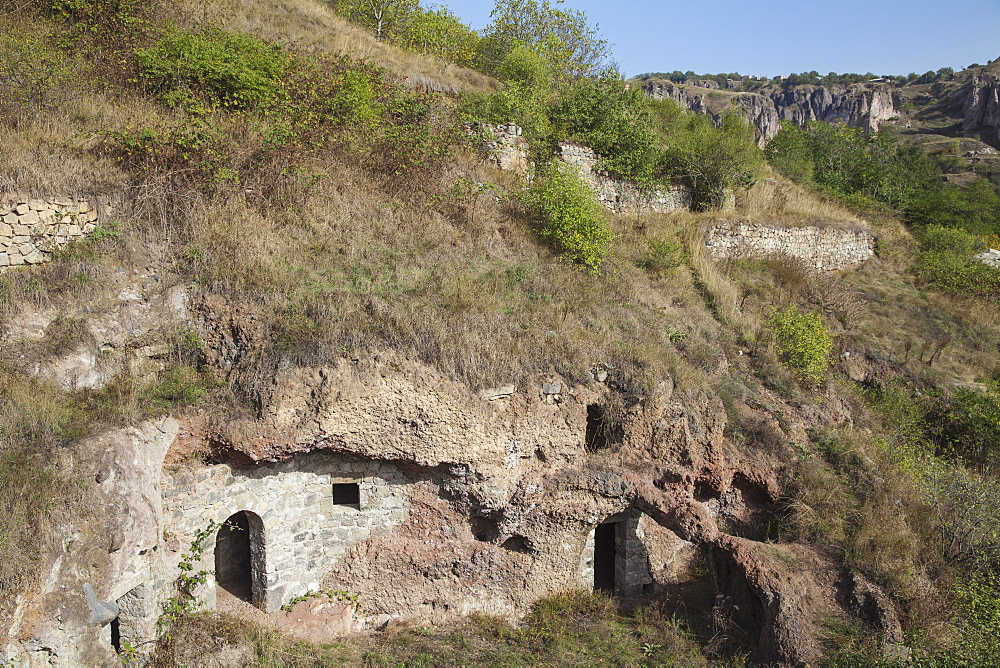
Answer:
521;161;610;272
768;306;832;384
135;27;291;112
913;225;1000;298
661;113;763;210
0;28;79;113
763;121;814;183
924;572;1000;663
548;76;660;183
909;178;1000;236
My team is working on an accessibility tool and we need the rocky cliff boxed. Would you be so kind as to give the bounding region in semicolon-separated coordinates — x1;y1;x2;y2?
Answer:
962;74;1000;143
641;80;898;144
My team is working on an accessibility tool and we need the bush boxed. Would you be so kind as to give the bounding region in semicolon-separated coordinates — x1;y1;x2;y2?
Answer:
135;27;291;112
0;28;79;115
661;113;763;210
521;161;610;272
548;76;660;183
908;178;1000;236
914;225;1000;298
768;306;831;384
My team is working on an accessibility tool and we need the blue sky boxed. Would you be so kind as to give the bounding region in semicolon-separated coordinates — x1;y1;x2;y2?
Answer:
437;0;1000;78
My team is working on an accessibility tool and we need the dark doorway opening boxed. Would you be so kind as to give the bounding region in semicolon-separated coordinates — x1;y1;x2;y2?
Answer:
333;482;361;507
216;511;255;604
585;404;622;452
110;616;121;652
594;522;617;594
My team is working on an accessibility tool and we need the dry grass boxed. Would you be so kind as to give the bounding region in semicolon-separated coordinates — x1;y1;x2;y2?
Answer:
172;0;498;93
736;170;868;229
0;369;81;623
153;591;709;666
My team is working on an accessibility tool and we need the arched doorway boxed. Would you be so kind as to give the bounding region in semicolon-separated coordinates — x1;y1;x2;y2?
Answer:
215;510;265;608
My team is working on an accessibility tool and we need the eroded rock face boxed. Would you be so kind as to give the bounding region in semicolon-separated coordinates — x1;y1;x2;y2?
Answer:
642;80;897;145
5;295;889;667
963;75;1000;142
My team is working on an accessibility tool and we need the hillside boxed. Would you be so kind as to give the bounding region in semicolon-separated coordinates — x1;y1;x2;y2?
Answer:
2;1;1000;666
636;65;1000;182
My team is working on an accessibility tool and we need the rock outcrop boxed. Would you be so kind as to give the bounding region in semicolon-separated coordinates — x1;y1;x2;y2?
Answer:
963;75;1000;143
1;284;885;666
642;80;897;145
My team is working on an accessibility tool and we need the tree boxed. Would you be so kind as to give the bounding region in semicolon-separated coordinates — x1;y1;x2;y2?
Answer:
548;76;659;182
399;6;480;67
480;0;609;85
662;113;763;210
332;0;419;42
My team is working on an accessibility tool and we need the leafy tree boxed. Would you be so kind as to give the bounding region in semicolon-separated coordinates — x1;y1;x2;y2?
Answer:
548;76;659;182
763;121;814;182
480;0;609;84
398;6;480;67
662;112;763;210
908;178;1000;236
331;0;419;42
467;44;554;138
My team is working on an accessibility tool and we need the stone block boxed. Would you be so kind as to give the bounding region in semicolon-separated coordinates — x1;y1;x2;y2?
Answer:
18;210;38;225
0;254;8;266
0;224;11;236
14;204;29;215
78;200;92;213
8;253;23;266
28;199;47;211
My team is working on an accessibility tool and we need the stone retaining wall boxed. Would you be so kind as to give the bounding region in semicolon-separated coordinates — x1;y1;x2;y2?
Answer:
468;124;693;214
555;143;693;214
705;221;876;271
0;196;102;269
466;123;531;174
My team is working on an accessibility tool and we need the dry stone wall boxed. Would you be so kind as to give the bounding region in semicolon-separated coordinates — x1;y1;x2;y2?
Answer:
0;196;101;269
555;143;693;214
466;123;531;174
705;221;876;271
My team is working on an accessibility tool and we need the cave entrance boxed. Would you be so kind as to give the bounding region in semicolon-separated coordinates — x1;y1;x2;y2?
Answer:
594;521;618;594
215;510;266;608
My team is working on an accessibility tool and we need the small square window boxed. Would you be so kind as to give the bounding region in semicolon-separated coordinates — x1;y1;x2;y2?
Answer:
333;483;361;507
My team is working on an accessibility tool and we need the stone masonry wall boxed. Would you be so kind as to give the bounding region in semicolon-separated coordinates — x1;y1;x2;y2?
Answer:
468;124;693;214
705;221;876;271
467;123;531;174
0;196;101;269
555;142;693;215
161;452;410;614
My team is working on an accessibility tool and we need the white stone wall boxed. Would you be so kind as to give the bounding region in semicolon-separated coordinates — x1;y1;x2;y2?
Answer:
556;142;693;215
705;220;875;271
161;453;410;613
0;197;101;269
467;123;531;174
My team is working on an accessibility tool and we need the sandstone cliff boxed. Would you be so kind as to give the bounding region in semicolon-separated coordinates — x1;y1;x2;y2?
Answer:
641;79;898;144
962;74;1000;143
